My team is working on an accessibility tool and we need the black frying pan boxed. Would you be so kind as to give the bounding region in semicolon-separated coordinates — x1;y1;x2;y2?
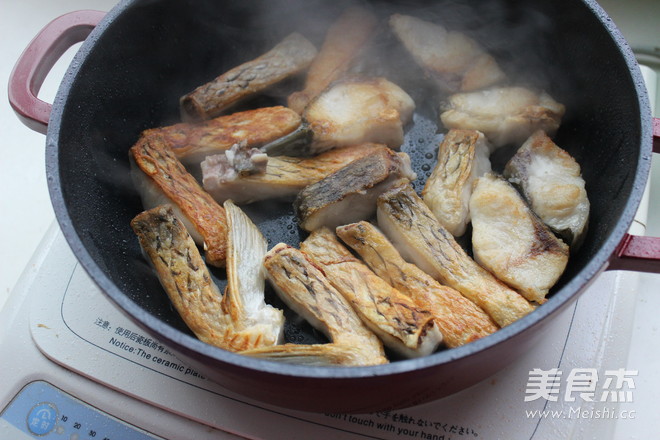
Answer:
9;0;660;413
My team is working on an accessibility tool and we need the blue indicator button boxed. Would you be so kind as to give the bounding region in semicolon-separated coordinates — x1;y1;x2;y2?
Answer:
27;402;58;435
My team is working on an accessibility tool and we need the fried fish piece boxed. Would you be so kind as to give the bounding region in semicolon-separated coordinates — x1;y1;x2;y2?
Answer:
241;343;380;366
504;130;589;250
202;143;388;204
288;6;379;114
130;204;283;351
470;173;569;303
263;243;387;366
303;76;416;153
377;181;535;327
389;14;507;93
130;134;228;267
336;221;498;348
301;228;443;358
144;106;304;172
440;86;565;148
294;148;415;232
421;129;491;236
180;33;318;121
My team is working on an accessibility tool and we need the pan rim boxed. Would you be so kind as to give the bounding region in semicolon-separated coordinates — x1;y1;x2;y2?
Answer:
44;0;654;382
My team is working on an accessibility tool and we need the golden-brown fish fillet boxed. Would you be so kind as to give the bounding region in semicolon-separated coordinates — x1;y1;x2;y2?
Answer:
201;143;388;204
143;106;303;170
130;205;283;352
301;228;443;358
180;33;318;121
263;243;387;366
130;134;228;267
470;173;569;304
376;181;535;327
288;6;379;114
336;221;498;348
421;129;491;236
222;200;286;345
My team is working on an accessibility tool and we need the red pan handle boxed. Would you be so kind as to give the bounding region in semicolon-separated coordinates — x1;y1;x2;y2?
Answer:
655;117;660;154
609;118;660;272
8;10;106;134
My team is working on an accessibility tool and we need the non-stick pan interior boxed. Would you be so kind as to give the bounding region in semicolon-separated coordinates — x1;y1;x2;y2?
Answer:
48;0;648;365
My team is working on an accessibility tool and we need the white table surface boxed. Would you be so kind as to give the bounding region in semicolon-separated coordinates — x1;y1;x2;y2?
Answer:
1;2;659;439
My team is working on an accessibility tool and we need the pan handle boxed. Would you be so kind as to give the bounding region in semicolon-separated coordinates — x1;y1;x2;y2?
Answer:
8;10;106;135
655;117;660;154
608;118;660;272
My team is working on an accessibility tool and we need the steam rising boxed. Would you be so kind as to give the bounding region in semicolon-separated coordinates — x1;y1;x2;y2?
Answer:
200;0;564;118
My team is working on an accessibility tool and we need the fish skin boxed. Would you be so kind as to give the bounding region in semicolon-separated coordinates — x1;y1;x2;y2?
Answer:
143;106;302;171
288;6;379;114
422;129;491;237
130;205;282;352
301;228;443;358
470;173;569;304
130;134;228;267
263;243;388;366
376;181;535;327
202;143;388;204
440;86;565;148
294;148;415;232
336;221;499;348
303;76;416;153
180;33;317;121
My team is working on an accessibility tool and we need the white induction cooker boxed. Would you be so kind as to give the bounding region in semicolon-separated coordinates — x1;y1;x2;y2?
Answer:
0;214;649;439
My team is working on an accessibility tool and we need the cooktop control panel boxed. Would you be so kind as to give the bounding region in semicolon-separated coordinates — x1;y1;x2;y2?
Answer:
0;381;164;439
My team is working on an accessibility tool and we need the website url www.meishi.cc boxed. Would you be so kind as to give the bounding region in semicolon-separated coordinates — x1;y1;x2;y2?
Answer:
526;407;636;420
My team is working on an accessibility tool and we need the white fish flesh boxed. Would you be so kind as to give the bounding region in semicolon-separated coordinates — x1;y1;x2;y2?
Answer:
421;129;492;236
142;106;304;175
440;86;565;148
130;204;284;351
376;181;535;327
241;343;382;366
303;76;416;153
389;14;507;93
470;173;569;304
504;130;589;250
